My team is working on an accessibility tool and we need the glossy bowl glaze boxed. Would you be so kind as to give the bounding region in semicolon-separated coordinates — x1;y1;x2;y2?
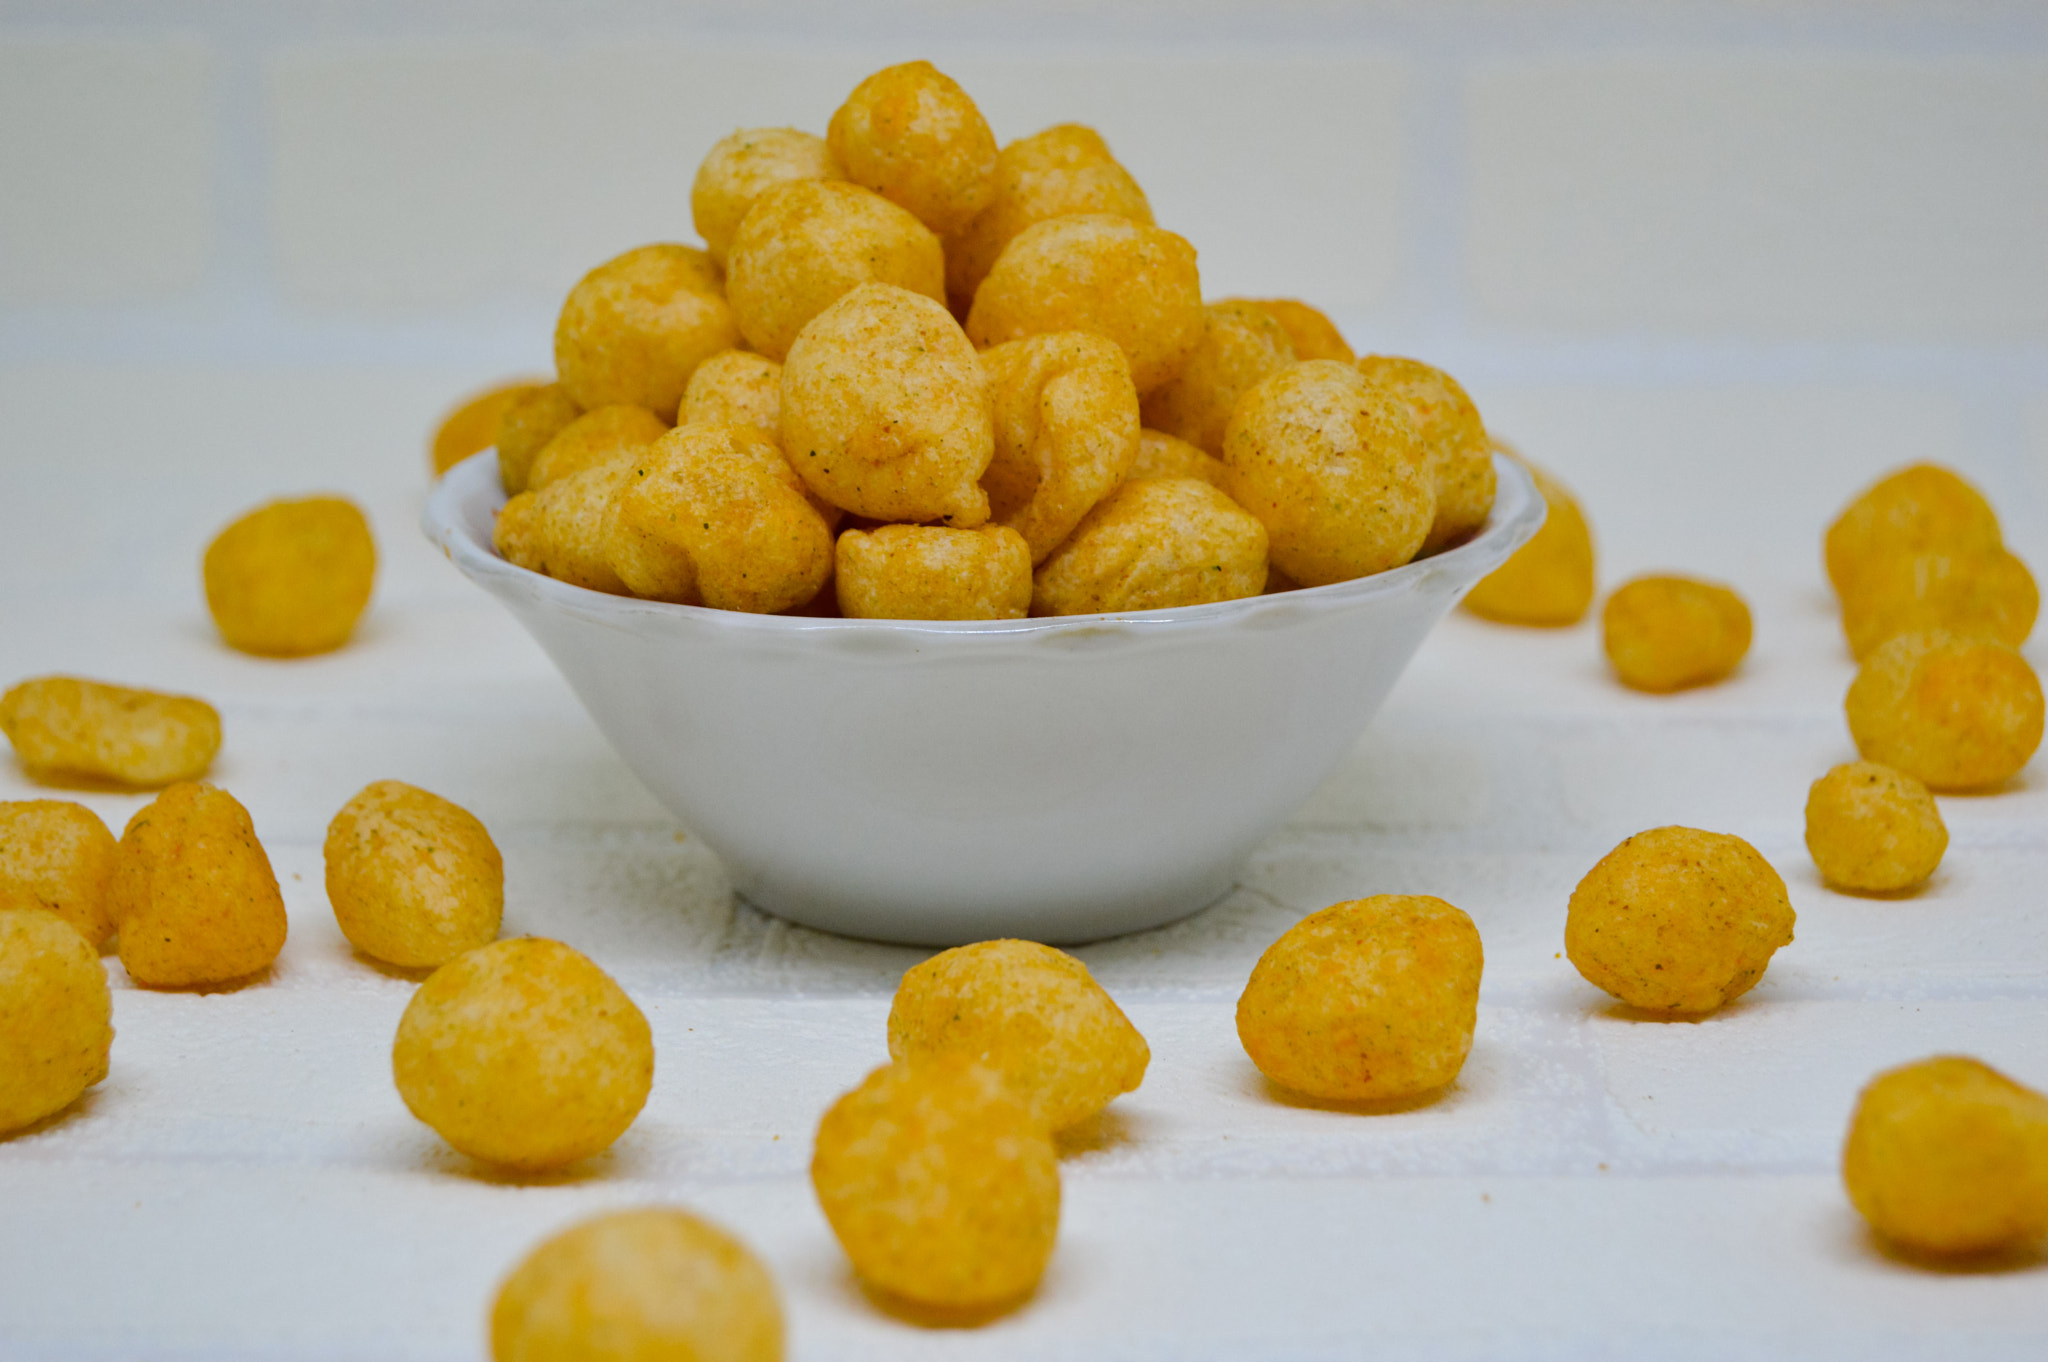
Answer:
424;454;1542;945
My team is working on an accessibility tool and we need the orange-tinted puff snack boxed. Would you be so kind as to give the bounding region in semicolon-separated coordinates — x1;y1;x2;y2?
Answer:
1601;575;1751;692
431;378;545;477
113;782;287;989
524;404;671;492
982;331;1141;562
1838;545;2037;660
681;350;782;438
494;460;635;596
1127;427;1227;487
946;123;1154;315
1;676;221;789
1826;463;2003;599
692;126;843;268
836;525;1031;621
726;180;945;363
1221;360;1433;588
554;244;738;419
780;283;992;526
1233;298;1354;363
204;495;377;657
324;780;502;970
0;907;111;1134
1033;477;1268;616
967;213;1203;395
1355;355;1496;555
1566;826;1793;1015
828;60;998;238
1237;895;1482;1103
1804;761;1947;893
0;800;118;951
1140;301;1298;457
1463;448;1596;626
496;382;582;495
1846;631;2044;791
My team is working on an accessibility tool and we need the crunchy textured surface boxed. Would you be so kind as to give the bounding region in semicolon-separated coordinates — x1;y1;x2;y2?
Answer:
981;331;1140;562
553;245;737;420
1846;632;2045;791
1031;477;1267;616
325;781;502;970
681;350;782;438
692;126;842;269
0;800;118;951
1463;449;1597;626
828;61;997;238
1140;301;1297;458
0;677;220;790
1804;762;1948;894
494;461;636;597
525;404;670;492
113;782;287;988
1234;298;1354;364
204;496;377;657
431;380;543;478
1355;354;1497;555
1602;575;1752;693
495;383;582;495
0;907;111;1133
835;524;1030;621
1126;427;1226;487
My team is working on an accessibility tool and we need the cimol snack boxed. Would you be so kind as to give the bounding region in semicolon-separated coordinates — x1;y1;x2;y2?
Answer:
431;378;544;477
1825;463;2002;599
1032;477;1268;616
828;60;998;237
204;495;377;657
553;244;737;418
1139;301;1296;458
681;350;782;437
1845;631;2044;791
0;801;119;951
1355;355;1497;555
692;126;842;268
495;460;637;596
1601;574;1751;692
1;677;220;789
324;780;503;970
836;525;1031;621
496;383;583;495
0;908;112;1134
113;782;288;988
523;403;671;492
1234;298;1355;363
981;330;1141;562
1462;447;1596;627
1837;544;2037;661
1804;761;1947;893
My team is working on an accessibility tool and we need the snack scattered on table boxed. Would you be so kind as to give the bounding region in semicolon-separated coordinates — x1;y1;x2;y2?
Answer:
1600;574;1751;692
812;1059;1060;1314
0;908;111;1134
1237;895;1482;1103
1565;826;1793;1015
681;349;782;436
836;524;1031;621
1140;301;1297;457
495;382;583;495
113;782;287;988
491;1207;784;1362
1462;445;1596;627
431;378;545;477
555;244;738;418
324;781;502;970
1825;463;2002;601
1838;543;2037;661
692;126;842;269
887;938;1149;1132
1845;631;2044;791
983;330;1141;562
829;60;998;238
1032;477;1268;615
1804;761;1947;893
1;676;221;789
1843;1055;2048;1259
392;937;653;1172
0;800;119;952
524;403;671;492
204;495;377;657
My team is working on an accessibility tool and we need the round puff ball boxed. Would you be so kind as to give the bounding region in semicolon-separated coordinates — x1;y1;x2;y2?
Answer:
1565;826;1794;1015
1601;575;1752;692
1033;478;1268;617
1220;359;1433;588
1804;762;1948;893
1846;631;2044;792
1839;546;2037;661
779;283;992;526
1826;463;2003;600
812;1059;1060;1312
946;123;1153;315
494;460;636;597
0;677;220;789
324;780;502;970
1127;428;1226;487
0;908;111;1133
682;350;782;437
204;495;376;657
726;180;945;363
113;782;287;989
432;378;545;477
393;937;653;1172
603;424;834;613
1843;1056;2048;1259
692;125;842;268
887;939;1149;1132
828;60;997;238
836;525;1030;621
496;382;582;495
1236;895;1482;1103
1463;448;1597;626
491;1208;784;1362
1231;298;1354;363
982;331;1141;562
967;214;1203;396
1355;355;1496;555
0;800;118;952
554;244;738;420
525;404;671;492
1140;301;1298;457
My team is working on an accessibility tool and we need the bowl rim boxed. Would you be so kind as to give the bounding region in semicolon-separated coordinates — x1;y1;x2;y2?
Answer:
424;450;1544;639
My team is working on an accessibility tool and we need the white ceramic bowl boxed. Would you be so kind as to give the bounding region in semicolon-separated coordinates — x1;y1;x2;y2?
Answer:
424;454;1542;945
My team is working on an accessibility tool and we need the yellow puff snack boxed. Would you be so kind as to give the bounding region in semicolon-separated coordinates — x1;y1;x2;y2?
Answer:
982;331;1141;561
1843;1056;2048;1258
1565;826;1794;1015
828;60;998;238
1033;477;1268;616
967;214;1203;395
1220;360;1432;587
1237;895;1483;1103
1463;448;1596;626
1826;463;2003;599
812;1059;1060;1312
681;350;782;437
1233;298;1354;364
0;908;111;1134
692;125;843;269
1127;428;1227;487
946;123;1153;315
204;495;377;657
491;1208;784;1362
554;244;739;419
887;939;1149;1131
1845;631;2044;791
1804;761;1948;893
0;801;118;952
113;782;287;989
1140;301;1298;457
1354;355;1496;555
324;780;503;970
1601;575;1752;692
525;404;671;492
0;677;220;789
494;460;636;596
496;382;582;495
1838;545;2037;660
392;937;654;1172
836;524;1031;621
431;378;545;477
779;283;992;526
726;180;945;363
